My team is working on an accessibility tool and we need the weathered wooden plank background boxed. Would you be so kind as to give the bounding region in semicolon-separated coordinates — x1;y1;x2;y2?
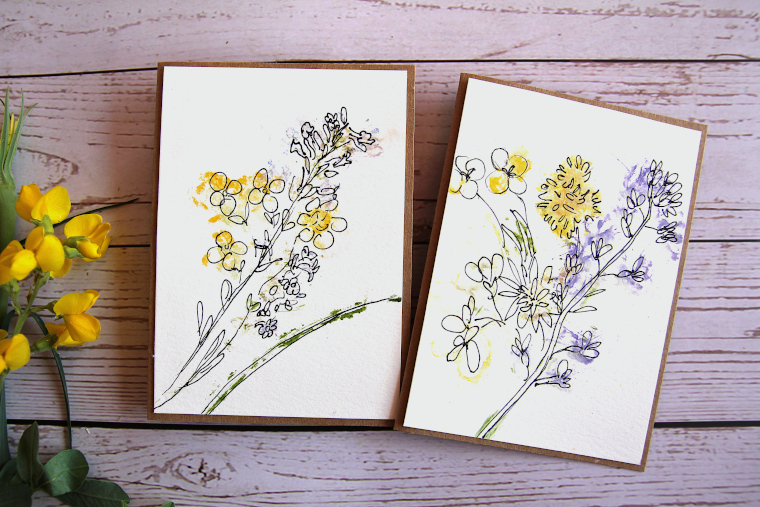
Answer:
2;1;759;505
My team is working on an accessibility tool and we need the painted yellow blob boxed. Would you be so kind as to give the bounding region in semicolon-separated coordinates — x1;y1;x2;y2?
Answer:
488;171;508;194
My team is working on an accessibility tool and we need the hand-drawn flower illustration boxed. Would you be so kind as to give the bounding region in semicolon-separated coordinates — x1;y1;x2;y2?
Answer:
289;246;320;282
296;198;347;249
465;254;504;294
278;270;301;296
512;267;554;332
537;155;602;239
442;295;481;373
206;231;248;272
617;256;647;282
209;172;248;224
248;168;285;213
511;331;531;374
487;149;531;195
257;318;278;339
656;221;678;243
647;161;683;218
535;359;572;388
566;331;601;360
352;130;375;152
449;156;485;199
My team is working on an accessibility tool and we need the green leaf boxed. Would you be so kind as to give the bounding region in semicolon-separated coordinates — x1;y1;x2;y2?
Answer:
0;457;18;486
0;482;33;507
159;503;175;507
16;422;43;488
57;478;130;507
40;449;89;496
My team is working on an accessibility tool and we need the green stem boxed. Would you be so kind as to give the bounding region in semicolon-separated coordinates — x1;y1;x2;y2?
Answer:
51;348;72;449
28;312;72;449
14;273;49;335
0;379;8;466
0;183;17;328
203;295;400;415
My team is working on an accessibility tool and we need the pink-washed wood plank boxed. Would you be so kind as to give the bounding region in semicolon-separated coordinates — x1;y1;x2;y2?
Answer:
2;1;759;76
2;62;759;242
7;424;760;506
4;241;760;424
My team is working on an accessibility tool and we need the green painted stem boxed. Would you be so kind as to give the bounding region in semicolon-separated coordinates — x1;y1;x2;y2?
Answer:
203;295;400;415
51;349;72;449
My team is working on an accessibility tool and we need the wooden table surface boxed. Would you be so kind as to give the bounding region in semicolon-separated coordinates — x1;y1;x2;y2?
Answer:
2;1;759;505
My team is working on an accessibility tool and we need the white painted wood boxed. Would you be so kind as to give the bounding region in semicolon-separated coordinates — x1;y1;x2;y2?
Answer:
2;1;759;76
7;425;760;506
4;241;760;423
4;62;760;242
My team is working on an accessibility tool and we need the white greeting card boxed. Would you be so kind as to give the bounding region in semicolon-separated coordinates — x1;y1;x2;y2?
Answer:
150;63;413;424
398;74;706;469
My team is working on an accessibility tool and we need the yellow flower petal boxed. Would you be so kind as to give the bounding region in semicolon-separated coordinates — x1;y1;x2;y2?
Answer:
89;222;111;246
0;357;5;372
0;241;23;263
31;186;71;224
64;214;102;239
77;239;101;260
15;184;42;223
35;234;65;273
54;290;100;316
51;258;73;279
0;334;31;371
9;249;37;280
487;171;508;194
24;227;45;251
63;313;101;343
0;330;6;339
46;322;82;347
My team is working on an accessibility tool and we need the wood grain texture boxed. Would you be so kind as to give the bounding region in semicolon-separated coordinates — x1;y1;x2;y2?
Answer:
2;0;759;76
4;241;759;424
4;61;760;242
7;424;760;506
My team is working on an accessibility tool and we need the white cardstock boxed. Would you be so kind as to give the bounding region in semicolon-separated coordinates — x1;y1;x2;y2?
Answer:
153;66;408;420
403;78;703;465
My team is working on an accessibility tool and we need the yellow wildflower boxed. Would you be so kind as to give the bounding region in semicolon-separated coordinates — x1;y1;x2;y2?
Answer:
0;330;31;372
15;184;71;224
64;214;111;260
0;240;36;284
487;149;530;195
6;113;17;149
537;155;601;239
25;226;65;273
51;290;101;345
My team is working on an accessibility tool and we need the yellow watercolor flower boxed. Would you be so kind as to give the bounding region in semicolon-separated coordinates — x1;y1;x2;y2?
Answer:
64;214;111;260
0;240;36;285
206;230;248;271
25;226;65;273
15;184;71;224
0;330;31;372
537;155;601;239
487;149;531;195
297;198;347;250
52;290;101;345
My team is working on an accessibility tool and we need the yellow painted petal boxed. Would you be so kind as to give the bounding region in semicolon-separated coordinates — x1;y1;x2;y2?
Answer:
0;334;31;371
54;290;100;316
487;171;508;194
35;235;65;273
64;214;102;238
15;184;42;223
51;258;72;279
64;313;101;343
31;186;71;224
0;357;5;372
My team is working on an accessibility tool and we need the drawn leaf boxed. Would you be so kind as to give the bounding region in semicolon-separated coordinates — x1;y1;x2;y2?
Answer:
220;279;233;306
282;221;296;231
324;170;338;178
573;306;597;313
585;288;606;298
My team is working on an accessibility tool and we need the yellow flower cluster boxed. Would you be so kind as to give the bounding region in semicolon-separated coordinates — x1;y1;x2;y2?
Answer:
0;183;111;377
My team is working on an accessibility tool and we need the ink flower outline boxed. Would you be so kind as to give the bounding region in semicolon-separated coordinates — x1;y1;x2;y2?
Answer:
296;198;347;250
248;168;285;213
487;148;530;195
442;295;481;373
207;231;248;272
449;156;485;200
